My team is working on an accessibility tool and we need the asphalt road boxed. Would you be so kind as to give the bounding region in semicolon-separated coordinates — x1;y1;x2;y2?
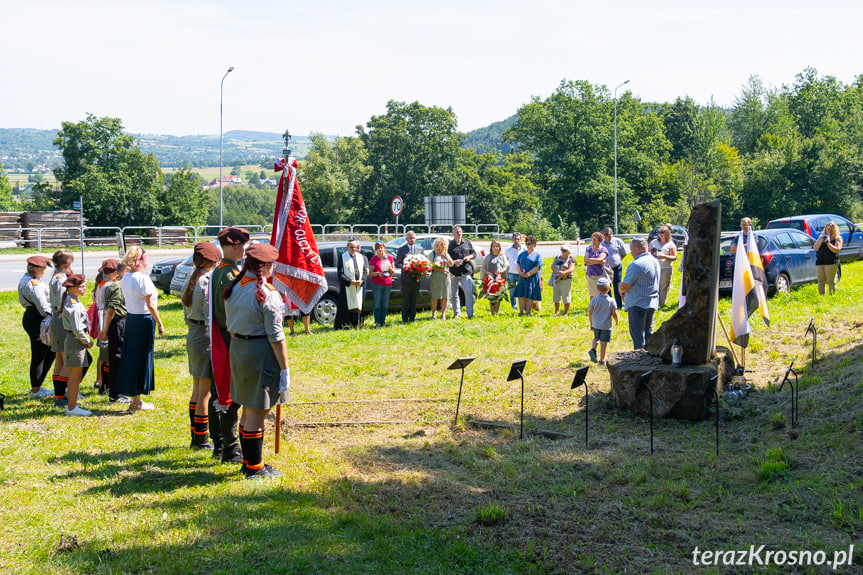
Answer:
0;249;193;292
0;241;589;292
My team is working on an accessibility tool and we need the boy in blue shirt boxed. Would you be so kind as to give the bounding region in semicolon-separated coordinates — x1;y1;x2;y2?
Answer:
588;277;618;365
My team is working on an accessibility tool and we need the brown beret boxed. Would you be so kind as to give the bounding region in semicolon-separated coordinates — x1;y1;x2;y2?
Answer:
217;227;251;245
62;273;86;288
245;243;279;264
194;241;221;263
99;259;119;273
27;255;52;268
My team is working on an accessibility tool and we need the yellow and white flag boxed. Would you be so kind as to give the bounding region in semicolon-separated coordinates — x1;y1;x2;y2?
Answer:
729;229;770;347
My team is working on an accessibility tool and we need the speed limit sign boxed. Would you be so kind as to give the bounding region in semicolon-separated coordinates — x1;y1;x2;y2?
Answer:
391;196;404;217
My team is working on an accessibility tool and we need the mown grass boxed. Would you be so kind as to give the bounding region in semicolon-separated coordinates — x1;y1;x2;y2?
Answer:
0;261;861;574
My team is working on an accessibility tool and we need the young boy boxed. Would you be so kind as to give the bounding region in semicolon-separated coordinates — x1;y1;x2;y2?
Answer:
588;277;618;366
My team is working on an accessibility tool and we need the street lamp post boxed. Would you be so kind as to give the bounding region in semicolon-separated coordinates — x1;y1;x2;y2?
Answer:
219;66;235;228
613;79;630;235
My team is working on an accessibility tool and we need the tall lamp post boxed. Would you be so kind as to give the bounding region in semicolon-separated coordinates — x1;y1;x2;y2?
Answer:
219;66;235;228
613;79;629;235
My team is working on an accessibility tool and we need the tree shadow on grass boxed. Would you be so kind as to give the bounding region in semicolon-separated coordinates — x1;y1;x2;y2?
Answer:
0;394;134;424
52;483;537;575
51;446;230;496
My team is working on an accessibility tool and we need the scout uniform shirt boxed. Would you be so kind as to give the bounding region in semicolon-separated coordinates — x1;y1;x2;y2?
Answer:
225;276;285;343
184;272;211;324
62;295;91;346
18;273;52;316
49;271;67;313
104;279;127;318
211;258;239;330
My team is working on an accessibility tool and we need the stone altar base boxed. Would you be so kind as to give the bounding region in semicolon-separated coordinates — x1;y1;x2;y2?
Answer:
607;347;735;420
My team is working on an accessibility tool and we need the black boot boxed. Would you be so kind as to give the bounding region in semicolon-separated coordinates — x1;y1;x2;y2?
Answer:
219;402;242;463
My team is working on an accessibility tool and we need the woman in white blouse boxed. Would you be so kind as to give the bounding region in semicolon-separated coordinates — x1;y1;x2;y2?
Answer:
118;246;165;412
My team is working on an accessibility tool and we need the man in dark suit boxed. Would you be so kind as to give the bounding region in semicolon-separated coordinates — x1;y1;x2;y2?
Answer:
395;231;422;323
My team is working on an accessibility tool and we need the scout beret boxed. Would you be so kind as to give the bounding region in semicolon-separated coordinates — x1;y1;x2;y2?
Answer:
217;227;251;245
62;274;86;288
194;242;221;263
596;276;612;286
245;243;279;264
99;259;119;273
27;255;51;267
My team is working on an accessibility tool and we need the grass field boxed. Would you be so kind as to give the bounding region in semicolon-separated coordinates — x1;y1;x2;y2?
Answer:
0;262;861;574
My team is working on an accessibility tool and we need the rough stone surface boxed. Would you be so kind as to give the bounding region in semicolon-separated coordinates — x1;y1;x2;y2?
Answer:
607;347;735;420
645;200;721;365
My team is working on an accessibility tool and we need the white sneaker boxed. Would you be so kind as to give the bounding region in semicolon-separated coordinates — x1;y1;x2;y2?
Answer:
29;387;53;399
65;405;92;417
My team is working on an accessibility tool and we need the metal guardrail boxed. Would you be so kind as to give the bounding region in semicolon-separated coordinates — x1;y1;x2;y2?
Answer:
5;222;508;251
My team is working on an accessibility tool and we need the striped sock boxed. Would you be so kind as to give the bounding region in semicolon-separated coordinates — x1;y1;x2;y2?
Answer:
244;429;264;471
193;415;209;438
53;375;68;400
188;402;197;433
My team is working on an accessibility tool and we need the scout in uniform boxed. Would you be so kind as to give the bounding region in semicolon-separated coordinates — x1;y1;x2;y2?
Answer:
61;274;94;417
18;255;55;398
48;250;75;407
182;242;221;450
94;260;119;395
223;243;289;480
210;226;250;463
98;263;130;403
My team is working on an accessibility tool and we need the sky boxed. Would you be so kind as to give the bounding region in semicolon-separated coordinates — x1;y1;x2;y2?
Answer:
2;0;860;138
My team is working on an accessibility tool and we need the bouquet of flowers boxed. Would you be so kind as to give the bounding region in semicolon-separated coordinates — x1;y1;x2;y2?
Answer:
402;253;432;281
481;274;508;303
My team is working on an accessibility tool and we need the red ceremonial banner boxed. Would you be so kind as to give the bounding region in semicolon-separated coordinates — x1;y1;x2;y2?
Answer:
270;158;327;314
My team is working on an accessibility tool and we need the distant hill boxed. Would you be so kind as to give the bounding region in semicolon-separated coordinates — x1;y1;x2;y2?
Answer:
0;128;316;172
463;114;517;155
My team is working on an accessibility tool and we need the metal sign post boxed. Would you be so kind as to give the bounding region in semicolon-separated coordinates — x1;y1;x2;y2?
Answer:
448;357;476;426
507;360;527;439
570;366;590;447
73;197;84;274
632;211;642;234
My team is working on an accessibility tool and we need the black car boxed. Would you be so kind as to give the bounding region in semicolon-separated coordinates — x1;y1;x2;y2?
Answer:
647;225;688;249
149;257;186;295
311;241;477;325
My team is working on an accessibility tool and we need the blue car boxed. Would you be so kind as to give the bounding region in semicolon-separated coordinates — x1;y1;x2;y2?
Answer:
719;229;821;296
765;214;863;262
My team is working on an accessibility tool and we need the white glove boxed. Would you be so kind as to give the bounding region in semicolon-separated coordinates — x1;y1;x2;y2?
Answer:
214;400;230;413
278;368;290;394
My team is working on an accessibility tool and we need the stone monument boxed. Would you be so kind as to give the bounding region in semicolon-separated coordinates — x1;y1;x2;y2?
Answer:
607;200;734;420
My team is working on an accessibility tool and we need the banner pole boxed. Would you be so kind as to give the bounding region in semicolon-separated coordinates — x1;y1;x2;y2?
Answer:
275;404;281;454
716;313;741;367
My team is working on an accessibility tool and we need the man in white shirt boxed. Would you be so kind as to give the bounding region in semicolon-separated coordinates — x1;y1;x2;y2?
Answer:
505;232;525;311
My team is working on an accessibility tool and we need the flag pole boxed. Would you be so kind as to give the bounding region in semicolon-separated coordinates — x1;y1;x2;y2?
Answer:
716;312;741;367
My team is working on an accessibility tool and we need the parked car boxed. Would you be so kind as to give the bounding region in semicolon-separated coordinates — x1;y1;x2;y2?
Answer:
718;228;821;296
311;240;477;325
385;234;449;255
150;257;186;295
765;214;863;262
646;225;688;249
169;233;271;297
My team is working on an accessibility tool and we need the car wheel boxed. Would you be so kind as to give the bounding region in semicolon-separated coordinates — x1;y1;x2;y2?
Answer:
773;272;791;295
312;294;338;325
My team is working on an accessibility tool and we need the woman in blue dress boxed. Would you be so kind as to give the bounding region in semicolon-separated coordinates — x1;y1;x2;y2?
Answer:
514;235;543;316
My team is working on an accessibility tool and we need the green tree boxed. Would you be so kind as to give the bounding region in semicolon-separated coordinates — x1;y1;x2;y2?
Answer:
506;80;669;234
158;166;209;226
206;185;275;227
357;100;463;223
0;161;14;210
299;133;370;225
53;115;163;227
661;97;700;162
